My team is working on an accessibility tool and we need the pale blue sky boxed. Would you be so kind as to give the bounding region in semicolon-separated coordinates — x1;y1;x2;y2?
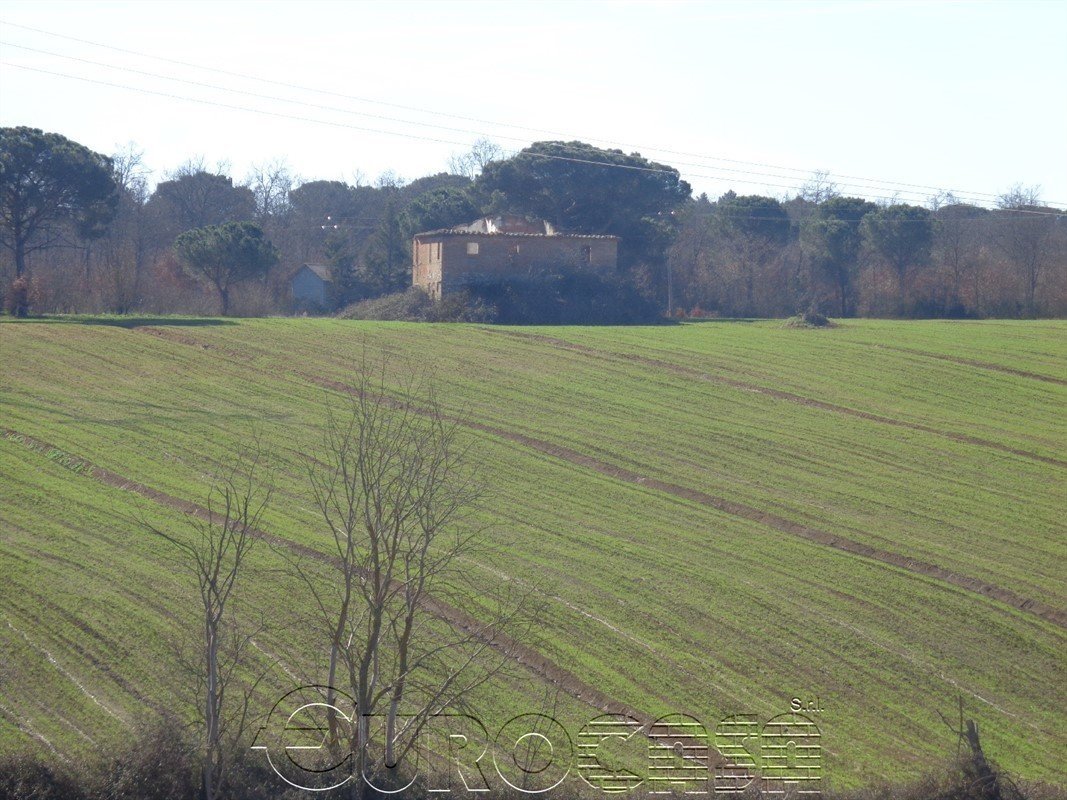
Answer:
1;0;1064;207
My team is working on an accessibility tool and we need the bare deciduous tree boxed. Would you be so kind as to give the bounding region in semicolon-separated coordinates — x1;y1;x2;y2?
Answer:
995;185;1057;315
448;138;504;180
97;144;152;312
246;158;294;222
799;170;840;205
933;197;988;310
287;362;527;796
143;445;273;800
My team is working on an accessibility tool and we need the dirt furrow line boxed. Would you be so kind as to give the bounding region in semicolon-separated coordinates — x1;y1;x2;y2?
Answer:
484;329;1067;469
133;325;257;362
0;702;70;764
4;428;774;774
873;344;1067;386
293;377;1067;632
2;430;665;738
5;619;126;723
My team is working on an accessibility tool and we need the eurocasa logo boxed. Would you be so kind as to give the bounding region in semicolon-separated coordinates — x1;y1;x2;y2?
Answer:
252;686;822;795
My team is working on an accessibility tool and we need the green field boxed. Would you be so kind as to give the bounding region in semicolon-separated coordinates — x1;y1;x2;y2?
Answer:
1;317;1064;790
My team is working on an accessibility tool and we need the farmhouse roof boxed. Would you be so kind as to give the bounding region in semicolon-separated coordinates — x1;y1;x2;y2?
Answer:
415;229;617;240
295;263;334;282
414;215;617;240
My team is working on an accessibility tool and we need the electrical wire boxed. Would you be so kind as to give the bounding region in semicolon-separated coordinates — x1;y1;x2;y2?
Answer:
4;18;1058;207
4;39;930;201
1;57;1062;217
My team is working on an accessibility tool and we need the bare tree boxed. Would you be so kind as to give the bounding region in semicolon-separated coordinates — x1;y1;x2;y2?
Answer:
287;362;527;796
995;185;1057;315
246;158;294;222
449;138;504;180
714;194;792;316
933;197;988;309
374;170;405;190
861;203;934;311
799;170;840;205
147;159;256;241
96;144;152;312
936;696;1023;800
142;445;273;800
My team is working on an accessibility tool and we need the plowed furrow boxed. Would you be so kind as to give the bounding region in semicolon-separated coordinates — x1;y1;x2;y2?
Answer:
291;375;1067;631
875;344;1067;386
3;430;666;737
484;329;1066;469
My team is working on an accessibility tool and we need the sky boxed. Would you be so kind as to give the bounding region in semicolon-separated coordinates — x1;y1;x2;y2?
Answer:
1;0;1065;208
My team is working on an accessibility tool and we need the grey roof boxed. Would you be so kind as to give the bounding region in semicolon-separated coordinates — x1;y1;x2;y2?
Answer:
297;264;334;282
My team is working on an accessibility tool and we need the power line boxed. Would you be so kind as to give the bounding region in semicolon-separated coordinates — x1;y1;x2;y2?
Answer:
0;20;563;136
0;39;976;204
0;60;473;147
2;17;1053;206
1;59;1062;217
0;41;539;148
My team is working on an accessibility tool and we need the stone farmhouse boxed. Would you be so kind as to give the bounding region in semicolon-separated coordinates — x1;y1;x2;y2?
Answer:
412;215;618;299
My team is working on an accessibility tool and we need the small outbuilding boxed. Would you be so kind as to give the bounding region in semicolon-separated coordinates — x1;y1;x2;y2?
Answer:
290;263;334;309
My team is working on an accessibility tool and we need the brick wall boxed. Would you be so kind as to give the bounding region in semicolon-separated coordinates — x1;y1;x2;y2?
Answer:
412;234;617;298
412;240;444;297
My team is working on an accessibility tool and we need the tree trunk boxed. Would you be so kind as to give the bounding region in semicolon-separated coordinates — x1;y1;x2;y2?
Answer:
1026;261;1038;316
82;244;93;293
952;254;963;306
325;595;348;761
964;719;1001;800
204;609;218;800
217;283;230;316
385;699;398;769
14;238;26;279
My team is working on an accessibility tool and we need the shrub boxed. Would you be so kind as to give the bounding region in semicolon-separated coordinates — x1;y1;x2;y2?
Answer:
0;755;87;800
461;268;662;325
338;269;663;325
100;720;197;800
784;310;835;328
4;276;30;317
338;288;497;322
423;291;497;323
339;287;434;320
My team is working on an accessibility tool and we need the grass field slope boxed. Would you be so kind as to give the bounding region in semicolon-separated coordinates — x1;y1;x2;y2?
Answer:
1;317;1064;789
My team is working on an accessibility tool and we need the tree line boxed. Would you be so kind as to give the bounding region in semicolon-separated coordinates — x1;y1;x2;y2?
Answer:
2;126;1064;319
669;184;1066;319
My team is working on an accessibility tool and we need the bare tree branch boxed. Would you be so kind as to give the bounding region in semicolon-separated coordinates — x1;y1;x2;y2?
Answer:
283;354;530;796
141;437;273;800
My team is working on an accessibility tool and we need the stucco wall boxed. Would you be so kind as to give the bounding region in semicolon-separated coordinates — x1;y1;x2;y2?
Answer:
291;268;327;306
